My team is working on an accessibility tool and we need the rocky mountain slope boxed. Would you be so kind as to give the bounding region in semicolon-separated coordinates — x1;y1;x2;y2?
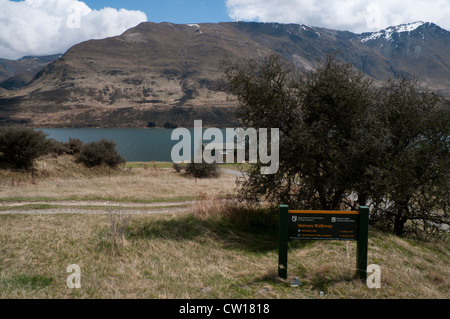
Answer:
0;54;61;90
0;21;448;128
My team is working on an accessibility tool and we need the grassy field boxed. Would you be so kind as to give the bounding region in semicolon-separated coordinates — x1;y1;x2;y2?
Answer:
0;155;237;202
0;210;448;299
0;155;449;299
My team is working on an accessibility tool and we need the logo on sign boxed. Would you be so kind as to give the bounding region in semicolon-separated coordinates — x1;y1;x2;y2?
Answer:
292;216;297;222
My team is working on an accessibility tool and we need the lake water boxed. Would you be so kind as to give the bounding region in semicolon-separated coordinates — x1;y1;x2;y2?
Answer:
40;128;232;162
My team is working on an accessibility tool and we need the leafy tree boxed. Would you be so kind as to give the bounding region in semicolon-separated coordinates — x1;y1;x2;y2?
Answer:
222;54;449;237
223;54;377;210
369;77;449;236
0;127;51;169
293;55;379;210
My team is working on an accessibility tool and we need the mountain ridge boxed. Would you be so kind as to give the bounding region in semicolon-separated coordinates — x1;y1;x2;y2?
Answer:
0;54;62;90
0;21;449;128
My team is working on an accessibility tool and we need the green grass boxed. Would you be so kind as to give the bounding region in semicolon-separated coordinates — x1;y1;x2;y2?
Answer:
124;161;249;171
1;274;54;290
124;162;174;169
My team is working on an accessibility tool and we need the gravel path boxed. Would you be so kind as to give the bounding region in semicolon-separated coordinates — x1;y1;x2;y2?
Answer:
0;169;243;215
0;200;195;207
0;200;194;215
219;168;247;177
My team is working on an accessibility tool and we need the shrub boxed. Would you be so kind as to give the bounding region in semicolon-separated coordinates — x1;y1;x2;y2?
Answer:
46;138;83;157
76;139;125;168
0;127;51;169
163;121;178;129
48;139;70;156
67;138;84;155
185;161;220;179
172;162;183;172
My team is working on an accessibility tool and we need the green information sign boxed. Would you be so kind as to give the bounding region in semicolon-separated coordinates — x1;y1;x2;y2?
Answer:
288;210;359;240
278;205;369;281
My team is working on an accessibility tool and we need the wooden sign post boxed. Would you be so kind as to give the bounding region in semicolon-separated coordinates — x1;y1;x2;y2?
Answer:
278;205;369;281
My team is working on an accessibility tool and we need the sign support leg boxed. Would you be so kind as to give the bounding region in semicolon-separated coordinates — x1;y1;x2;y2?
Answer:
356;206;369;281
278;205;289;279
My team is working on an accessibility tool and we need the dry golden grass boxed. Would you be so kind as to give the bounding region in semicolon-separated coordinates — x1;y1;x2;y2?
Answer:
0;155;448;299
0;155;237;202
0;208;448;299
0;212;275;299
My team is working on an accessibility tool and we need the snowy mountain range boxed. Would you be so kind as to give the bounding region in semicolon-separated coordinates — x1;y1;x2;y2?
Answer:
0;21;449;127
360;21;427;42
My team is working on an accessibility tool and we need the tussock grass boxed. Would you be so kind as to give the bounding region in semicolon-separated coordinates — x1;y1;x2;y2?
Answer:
0;155;448;299
0;155;237;202
107;211;131;253
0;202;448;299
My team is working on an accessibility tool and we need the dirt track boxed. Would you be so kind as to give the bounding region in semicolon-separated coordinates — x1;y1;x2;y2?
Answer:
0;169;241;215
0;200;194;215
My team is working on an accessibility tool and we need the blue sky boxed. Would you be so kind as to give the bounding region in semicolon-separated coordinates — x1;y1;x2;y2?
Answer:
73;0;232;24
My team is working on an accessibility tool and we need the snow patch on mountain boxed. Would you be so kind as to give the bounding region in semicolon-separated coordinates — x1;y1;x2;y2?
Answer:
361;21;425;43
187;24;202;34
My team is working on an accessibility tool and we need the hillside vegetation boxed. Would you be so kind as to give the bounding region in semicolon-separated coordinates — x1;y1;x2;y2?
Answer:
0;156;448;299
2;22;450;128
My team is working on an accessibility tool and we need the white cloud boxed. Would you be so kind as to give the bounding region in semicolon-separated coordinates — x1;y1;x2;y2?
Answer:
226;0;450;33
0;0;147;59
